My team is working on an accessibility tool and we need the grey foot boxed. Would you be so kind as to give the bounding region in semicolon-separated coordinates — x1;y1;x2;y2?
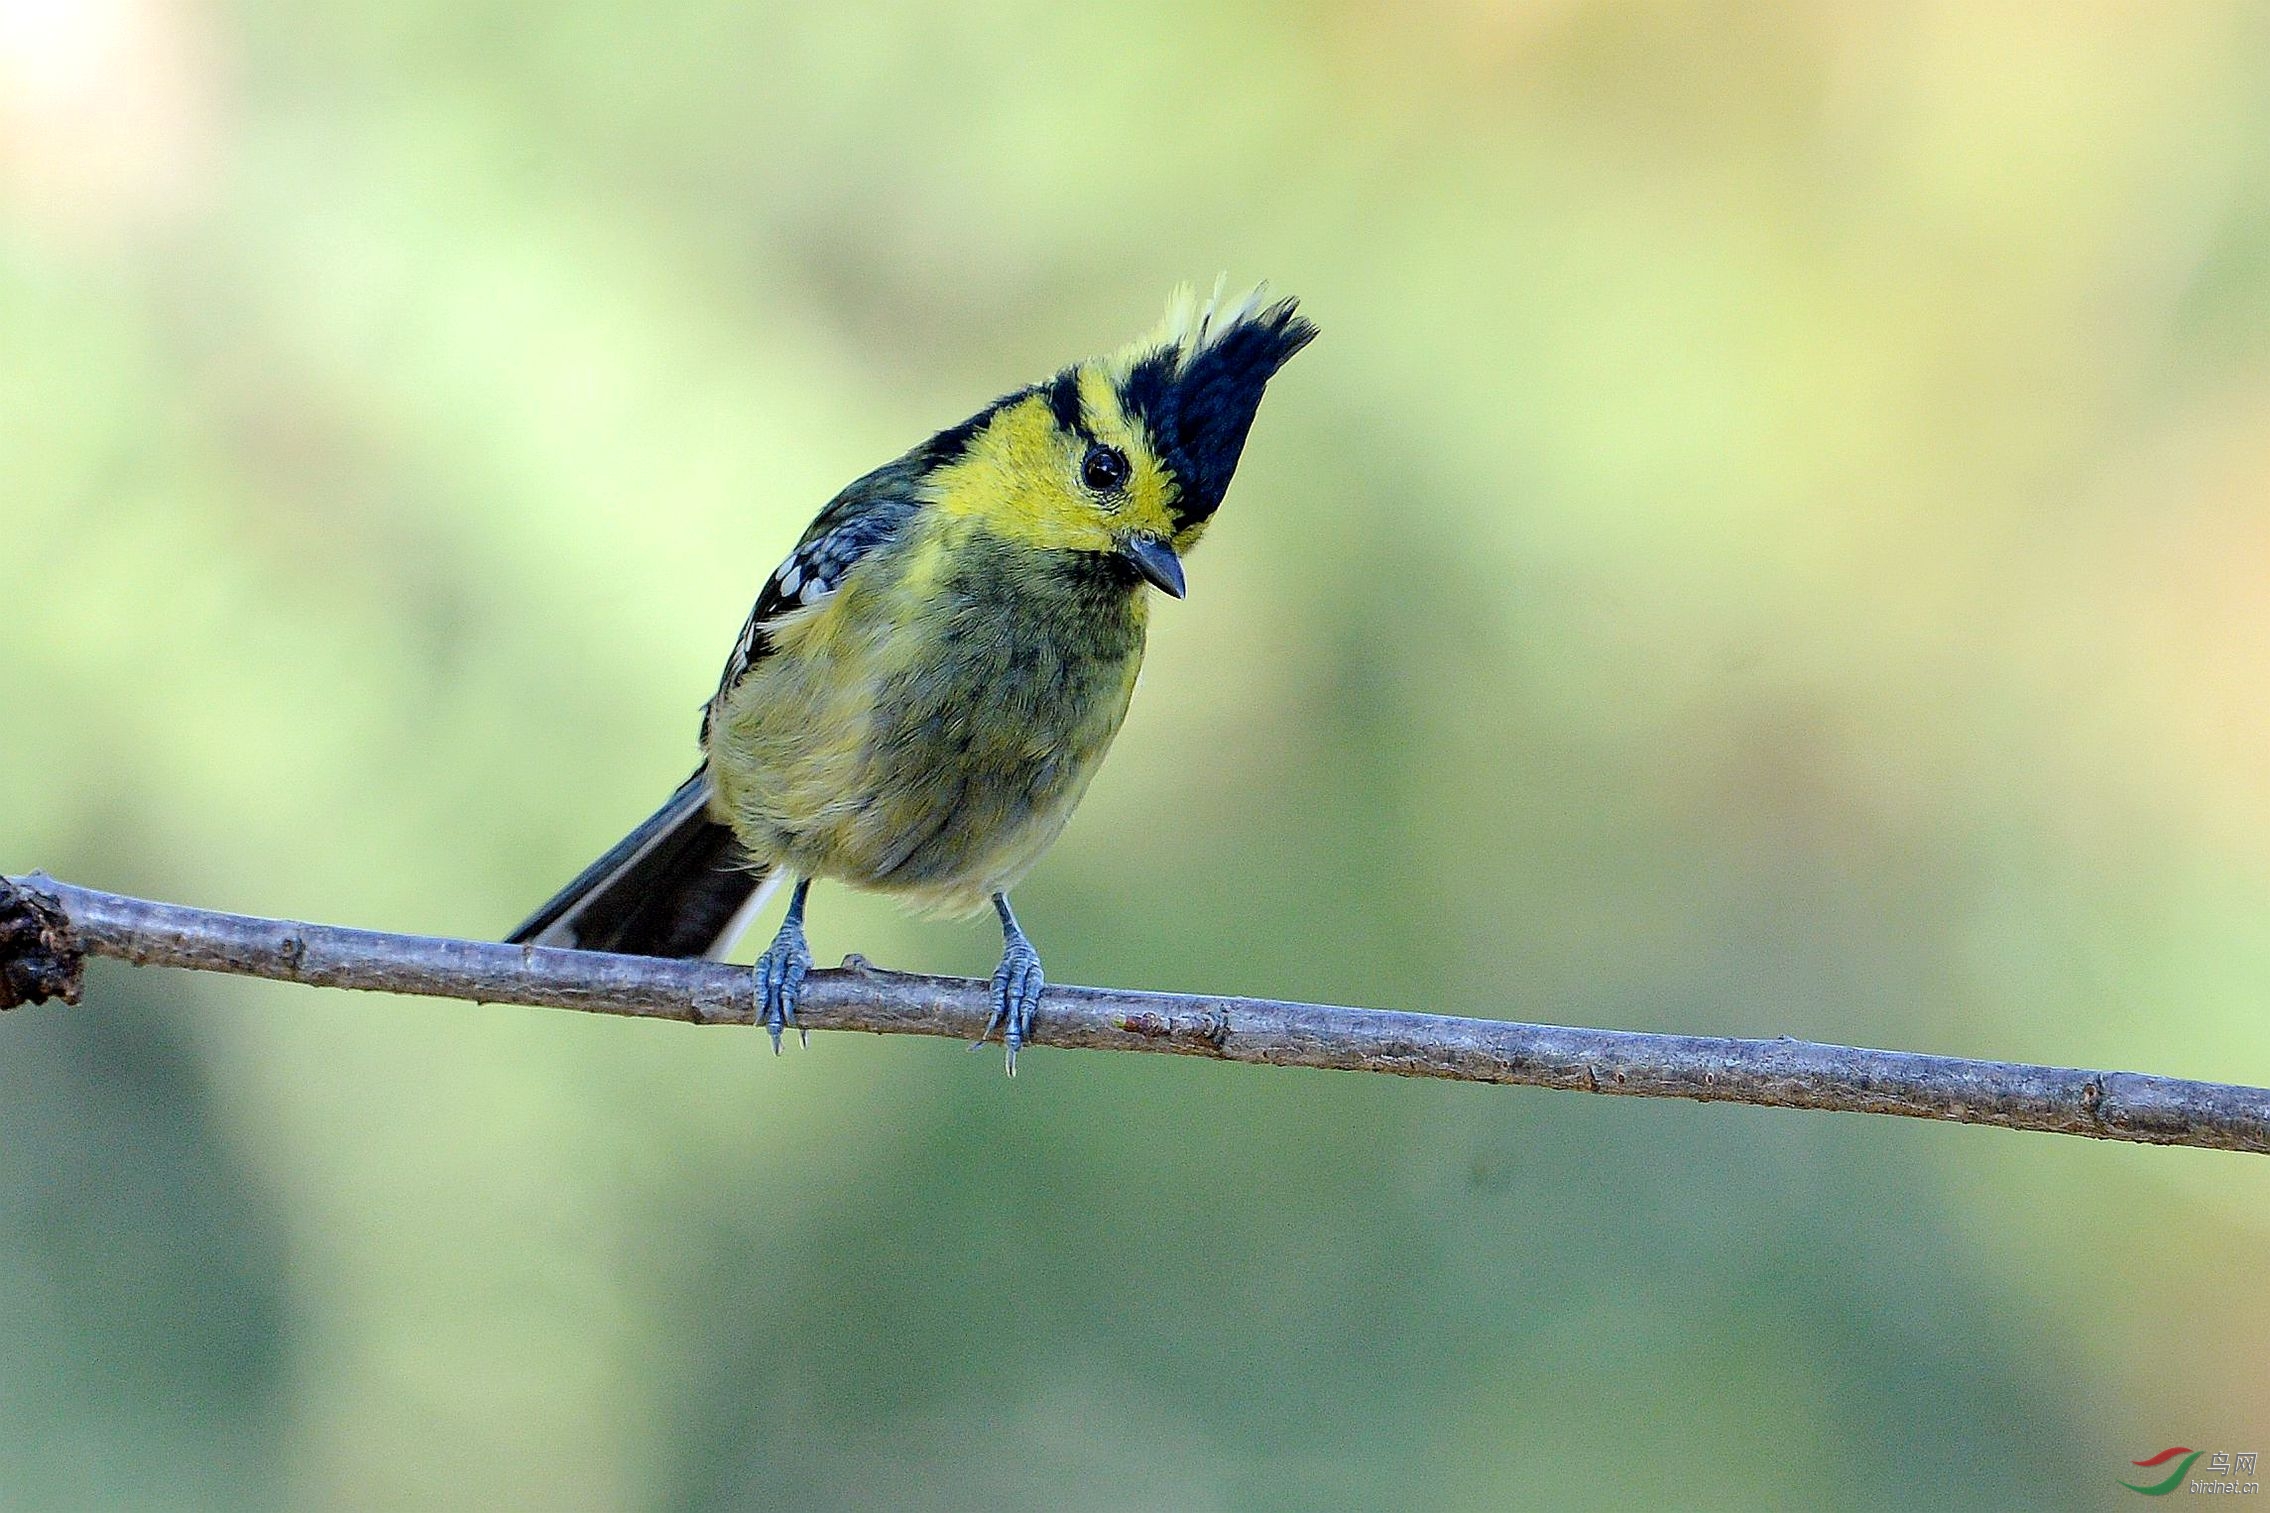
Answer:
753;930;810;1053
975;933;1044;1076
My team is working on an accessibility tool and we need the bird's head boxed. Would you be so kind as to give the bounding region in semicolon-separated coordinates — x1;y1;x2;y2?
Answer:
923;282;1316;596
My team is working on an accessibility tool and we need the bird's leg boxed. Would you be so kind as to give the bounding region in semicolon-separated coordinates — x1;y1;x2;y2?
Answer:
752;876;812;1053
973;892;1044;1075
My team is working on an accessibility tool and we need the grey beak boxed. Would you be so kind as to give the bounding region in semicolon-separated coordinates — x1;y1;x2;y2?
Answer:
1121;536;1186;598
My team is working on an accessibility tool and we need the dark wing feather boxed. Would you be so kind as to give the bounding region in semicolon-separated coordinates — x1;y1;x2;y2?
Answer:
505;769;763;958
702;461;924;739
511;459;929;961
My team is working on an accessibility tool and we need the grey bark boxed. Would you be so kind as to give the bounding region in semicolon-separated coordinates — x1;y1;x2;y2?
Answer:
4;874;2266;1154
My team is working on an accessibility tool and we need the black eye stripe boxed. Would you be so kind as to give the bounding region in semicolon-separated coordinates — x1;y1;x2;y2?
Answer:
1047;370;1086;437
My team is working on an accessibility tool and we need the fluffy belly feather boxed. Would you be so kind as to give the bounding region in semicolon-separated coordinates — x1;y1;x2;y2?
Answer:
707;538;1146;914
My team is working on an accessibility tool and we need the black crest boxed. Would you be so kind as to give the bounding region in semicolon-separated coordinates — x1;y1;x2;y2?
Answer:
1117;295;1316;532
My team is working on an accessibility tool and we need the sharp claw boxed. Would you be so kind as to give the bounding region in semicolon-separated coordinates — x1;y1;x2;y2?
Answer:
978;899;1044;1073
752;922;810;1056
972;963;1010;1052
745;881;818;1057
982;948;1041;1075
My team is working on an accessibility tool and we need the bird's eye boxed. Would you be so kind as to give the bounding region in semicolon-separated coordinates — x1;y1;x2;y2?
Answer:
1081;444;1130;495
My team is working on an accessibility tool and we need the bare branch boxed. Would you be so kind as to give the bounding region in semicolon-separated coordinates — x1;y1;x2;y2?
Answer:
5;873;2266;1154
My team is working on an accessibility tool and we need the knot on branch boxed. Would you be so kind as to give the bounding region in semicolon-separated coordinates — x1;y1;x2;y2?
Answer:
0;876;83;1009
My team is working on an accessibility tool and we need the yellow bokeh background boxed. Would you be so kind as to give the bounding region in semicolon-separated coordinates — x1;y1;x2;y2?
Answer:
8;1;2270;1506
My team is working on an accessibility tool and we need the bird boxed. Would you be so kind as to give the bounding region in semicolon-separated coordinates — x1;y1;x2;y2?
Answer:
507;282;1315;1071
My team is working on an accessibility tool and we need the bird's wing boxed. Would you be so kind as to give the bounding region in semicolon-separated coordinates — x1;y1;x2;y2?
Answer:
703;464;924;733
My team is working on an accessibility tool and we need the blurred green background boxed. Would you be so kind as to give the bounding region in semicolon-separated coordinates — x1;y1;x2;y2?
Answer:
8;0;2270;1507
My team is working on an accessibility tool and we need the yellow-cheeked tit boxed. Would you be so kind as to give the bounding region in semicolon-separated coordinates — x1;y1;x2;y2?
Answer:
508;283;1315;1070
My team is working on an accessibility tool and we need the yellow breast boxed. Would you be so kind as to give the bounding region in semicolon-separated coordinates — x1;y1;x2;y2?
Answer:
706;514;1147;914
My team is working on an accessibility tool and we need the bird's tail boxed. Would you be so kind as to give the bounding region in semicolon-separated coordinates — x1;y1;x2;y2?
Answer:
506;769;776;958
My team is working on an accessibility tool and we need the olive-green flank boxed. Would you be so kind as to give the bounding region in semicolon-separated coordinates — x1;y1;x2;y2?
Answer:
508;284;1316;1069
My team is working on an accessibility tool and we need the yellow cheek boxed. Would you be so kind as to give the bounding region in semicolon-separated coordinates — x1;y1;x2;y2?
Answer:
1121;470;1180;540
932;398;1117;552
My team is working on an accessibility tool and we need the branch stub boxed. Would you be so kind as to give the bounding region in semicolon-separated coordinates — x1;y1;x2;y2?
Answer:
0;876;85;1009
